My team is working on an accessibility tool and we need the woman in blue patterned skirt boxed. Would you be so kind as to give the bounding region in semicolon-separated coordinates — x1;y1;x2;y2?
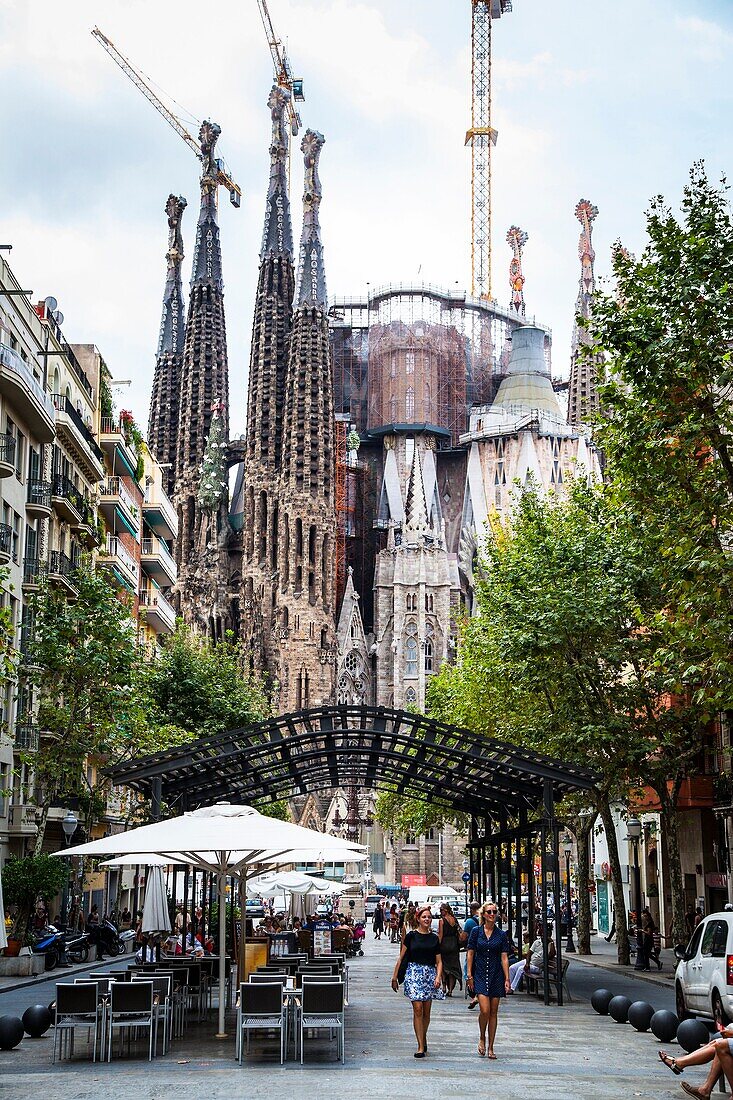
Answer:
391;903;444;1057
466;901;511;1059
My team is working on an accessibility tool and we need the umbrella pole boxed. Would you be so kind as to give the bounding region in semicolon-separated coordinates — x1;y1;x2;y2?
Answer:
239;870;249;984
216;865;227;1038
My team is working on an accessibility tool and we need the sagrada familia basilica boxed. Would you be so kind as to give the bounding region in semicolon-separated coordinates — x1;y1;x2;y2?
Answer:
146;86;601;885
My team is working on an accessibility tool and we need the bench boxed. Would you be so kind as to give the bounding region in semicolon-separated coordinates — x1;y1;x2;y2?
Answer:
524;958;571;1002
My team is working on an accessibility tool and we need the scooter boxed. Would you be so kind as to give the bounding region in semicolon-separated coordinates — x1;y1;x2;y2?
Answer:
31;926;67;971
65;929;91;964
93;916;124;957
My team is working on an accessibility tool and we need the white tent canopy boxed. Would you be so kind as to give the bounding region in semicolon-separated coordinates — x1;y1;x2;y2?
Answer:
53;803;365;1037
247;870;343;898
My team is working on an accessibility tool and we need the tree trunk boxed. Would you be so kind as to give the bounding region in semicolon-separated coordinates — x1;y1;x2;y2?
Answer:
599;798;630;965
572;816;595;954
658;778;687;948
33;804;50;856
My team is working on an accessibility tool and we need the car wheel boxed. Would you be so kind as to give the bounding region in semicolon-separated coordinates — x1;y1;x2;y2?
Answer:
676;982;692;1021
713;991;730;1026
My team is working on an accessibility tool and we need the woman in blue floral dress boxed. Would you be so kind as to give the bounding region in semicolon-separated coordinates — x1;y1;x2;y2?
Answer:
466;901;511;1059
391;904;444;1057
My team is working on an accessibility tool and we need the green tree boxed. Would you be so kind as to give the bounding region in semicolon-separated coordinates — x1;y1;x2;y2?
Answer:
589;163;733;946
1;854;68;943
26;561;149;851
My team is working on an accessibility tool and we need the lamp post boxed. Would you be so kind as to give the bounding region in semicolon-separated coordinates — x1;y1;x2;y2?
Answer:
60;810;78;927
562;832;576;953
463;857;470;917
627;816;643;968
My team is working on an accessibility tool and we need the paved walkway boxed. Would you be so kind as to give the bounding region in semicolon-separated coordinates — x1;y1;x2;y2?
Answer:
0;934;705;1099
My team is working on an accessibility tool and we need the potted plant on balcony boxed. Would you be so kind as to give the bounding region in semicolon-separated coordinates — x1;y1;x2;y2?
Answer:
1;854;68;953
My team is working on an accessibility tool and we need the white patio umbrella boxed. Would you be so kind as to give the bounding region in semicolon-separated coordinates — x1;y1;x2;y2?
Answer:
247;870;343;897
0;866;7;951
99;853;171;868
54;802;366;1037
141;865;171;936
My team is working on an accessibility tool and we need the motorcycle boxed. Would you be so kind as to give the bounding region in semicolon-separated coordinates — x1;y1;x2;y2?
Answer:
31;926;67;971
88;916;124;957
65;929;91;964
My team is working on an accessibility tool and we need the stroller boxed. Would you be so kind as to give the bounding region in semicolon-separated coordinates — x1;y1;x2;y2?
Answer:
351;921;366;957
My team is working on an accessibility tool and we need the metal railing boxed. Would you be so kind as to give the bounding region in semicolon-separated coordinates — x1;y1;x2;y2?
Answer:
139;587;175;623
27;478;52;510
51;471;84;516
102;476;139;520
23;557;48;585
141;536;174;562
50;394;104;463
14;724;39;752
0;343;56;421
0;431;16;467
0;522;12;557
49;549;76;580
103;536;139;579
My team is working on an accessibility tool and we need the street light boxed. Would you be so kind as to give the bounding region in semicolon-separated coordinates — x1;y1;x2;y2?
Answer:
627;815;642;966
60;810;78;927
463;857;470;916
562;832;576;953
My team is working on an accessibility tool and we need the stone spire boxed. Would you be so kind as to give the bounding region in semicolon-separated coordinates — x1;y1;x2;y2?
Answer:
173;121;231;638
273;129;337;712
404;444;429;537
567;199;600;426
506;225;528;317
240;88;297;676
148;194;186;498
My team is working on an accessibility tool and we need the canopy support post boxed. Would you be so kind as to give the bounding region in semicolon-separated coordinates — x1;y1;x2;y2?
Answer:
216;864;227;1038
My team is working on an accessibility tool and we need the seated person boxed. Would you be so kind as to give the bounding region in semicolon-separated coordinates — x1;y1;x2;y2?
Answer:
508;924;555;991
184;931;204;957
659;1020;733;1097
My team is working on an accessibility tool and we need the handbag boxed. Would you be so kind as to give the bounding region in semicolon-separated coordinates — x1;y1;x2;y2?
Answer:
397;934;411;984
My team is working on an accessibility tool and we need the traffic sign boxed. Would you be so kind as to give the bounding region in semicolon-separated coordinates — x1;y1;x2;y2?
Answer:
462;871;471;883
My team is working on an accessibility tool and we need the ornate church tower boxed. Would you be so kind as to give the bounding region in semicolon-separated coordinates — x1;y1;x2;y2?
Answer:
272;130;337;711
240;87;296;673
148;194;186;499
173;121;232;637
567;199;600;427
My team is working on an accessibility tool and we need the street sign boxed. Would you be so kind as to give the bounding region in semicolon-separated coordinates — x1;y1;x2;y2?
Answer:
462;871;471;883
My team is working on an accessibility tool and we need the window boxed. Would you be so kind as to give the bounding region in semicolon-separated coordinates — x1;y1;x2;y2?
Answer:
390;354;397;378
701;920;728;959
404;621;418;676
405;686;417;705
406;351;415;374
404;832;417;846
345;651;360;675
389;394;397;422
406;592;417;612
426;828;436;841
425;621;435;674
685;922;705;960
405;387;415;420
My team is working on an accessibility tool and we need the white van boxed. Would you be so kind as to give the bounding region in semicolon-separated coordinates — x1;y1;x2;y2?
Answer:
675;912;733;1023
408;886;460;907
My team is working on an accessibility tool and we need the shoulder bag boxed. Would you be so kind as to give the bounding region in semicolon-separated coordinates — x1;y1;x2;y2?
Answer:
397;933;412;984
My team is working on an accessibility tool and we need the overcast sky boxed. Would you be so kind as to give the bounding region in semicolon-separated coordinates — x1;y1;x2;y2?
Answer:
2;0;731;437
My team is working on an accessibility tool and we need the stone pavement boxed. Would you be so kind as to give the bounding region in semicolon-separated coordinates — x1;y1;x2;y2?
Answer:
0;933;708;1099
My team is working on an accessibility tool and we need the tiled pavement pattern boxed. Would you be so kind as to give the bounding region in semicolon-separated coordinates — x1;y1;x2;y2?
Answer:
0;934;710;1099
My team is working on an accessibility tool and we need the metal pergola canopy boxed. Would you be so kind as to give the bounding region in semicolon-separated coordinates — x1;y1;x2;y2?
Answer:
107;704;597;818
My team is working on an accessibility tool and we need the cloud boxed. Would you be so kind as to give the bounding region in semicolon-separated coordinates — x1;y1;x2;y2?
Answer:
675;15;733;63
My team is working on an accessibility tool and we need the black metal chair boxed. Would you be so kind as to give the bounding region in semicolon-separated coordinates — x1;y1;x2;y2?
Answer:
53;983;101;1063
236;982;286;1065
106;980;155;1062
299;981;345;1064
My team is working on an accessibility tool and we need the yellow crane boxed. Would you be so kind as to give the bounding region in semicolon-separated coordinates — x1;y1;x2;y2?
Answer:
465;1;513;300
255;0;305;140
91;26;241;208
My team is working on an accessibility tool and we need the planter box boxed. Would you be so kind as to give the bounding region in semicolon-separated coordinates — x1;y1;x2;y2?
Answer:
0;954;45;977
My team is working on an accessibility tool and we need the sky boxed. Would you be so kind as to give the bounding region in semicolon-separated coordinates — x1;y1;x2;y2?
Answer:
1;0;732;438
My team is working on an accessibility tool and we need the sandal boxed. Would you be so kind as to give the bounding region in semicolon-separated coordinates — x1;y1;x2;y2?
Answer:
659;1050;682;1075
478;1039;486;1056
488;1051;497;1060
681;1085;708;1099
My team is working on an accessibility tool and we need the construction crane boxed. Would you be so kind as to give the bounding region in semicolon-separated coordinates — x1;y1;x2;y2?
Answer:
465;1;513;300
91;26;241;208
255;0;304;139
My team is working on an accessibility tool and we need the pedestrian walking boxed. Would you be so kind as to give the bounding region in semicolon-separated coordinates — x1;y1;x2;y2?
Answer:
389;904;400;943
391;903;444;1057
463;901;481;1009
643;908;663;971
401;901;417;944
373;899;385;940
437;902;463;996
466;900;511;1059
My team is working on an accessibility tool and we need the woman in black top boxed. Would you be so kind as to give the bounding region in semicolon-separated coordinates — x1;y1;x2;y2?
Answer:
391;904;444;1057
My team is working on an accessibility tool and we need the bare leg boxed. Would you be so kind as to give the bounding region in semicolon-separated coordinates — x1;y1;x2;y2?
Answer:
699;1053;725;1097
423;1000;432;1045
477;994;490;1055
664;1042;719;1072
412;1001;426;1053
715;1040;733;1095
487;997;500;1057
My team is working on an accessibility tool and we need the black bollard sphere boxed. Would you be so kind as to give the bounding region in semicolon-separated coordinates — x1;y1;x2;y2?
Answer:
628;1001;655;1032
677;1018;711;1053
608;995;633;1023
0;1016;24;1050
22;1005;52;1038
591;988;614;1015
651;1009;680;1043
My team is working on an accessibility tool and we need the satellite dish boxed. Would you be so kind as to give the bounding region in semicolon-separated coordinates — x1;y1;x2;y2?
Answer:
53;310;64;326
44;296;58;313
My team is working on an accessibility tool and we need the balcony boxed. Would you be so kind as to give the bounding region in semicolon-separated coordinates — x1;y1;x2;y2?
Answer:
139;587;176;633
51;471;84;524
0;343;55;441
14;723;39;753
49;549;77;594
50;393;105;481
26;478;52;517
98;535;139;591
0;431;16;477
72;497;99;548
22;556;48;590
0;522;12;563
100;416;140;481
7;802;39;835
143;483;178;540
100;475;140;536
141;536;177;585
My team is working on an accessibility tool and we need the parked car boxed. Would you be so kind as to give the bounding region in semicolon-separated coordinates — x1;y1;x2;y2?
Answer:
245;899;265;919
675;912;733;1023
364;894;382;918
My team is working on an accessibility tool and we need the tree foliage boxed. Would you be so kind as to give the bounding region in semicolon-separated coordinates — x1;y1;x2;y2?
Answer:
2;854;68;942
